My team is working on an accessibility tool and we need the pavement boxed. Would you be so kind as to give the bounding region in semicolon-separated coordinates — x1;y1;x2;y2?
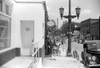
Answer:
43;39;85;68
43;56;85;68
1;57;33;68
63;39;83;61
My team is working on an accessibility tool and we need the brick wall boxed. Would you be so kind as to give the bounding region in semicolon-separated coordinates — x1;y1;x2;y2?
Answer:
0;48;20;66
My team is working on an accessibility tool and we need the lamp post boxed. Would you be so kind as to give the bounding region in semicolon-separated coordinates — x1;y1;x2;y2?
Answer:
59;0;81;56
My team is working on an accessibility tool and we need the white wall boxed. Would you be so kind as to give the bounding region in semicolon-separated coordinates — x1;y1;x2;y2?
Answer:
11;1;45;48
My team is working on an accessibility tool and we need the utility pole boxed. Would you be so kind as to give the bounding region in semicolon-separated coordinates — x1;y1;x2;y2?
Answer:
67;0;72;56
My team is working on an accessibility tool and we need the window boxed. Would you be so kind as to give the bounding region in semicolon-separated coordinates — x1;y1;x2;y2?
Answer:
0;0;12;16
87;42;97;50
0;14;11;50
5;4;9;15
5;4;11;15
0;0;2;11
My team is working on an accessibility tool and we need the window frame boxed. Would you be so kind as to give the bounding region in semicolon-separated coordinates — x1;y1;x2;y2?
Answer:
0;14;11;51
1;0;12;16
0;0;2;12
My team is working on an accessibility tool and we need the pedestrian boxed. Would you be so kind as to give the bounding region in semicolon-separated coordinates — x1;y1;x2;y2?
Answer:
73;50;79;60
51;45;56;60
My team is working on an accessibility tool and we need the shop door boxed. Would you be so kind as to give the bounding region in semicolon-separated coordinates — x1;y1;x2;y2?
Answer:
21;20;34;56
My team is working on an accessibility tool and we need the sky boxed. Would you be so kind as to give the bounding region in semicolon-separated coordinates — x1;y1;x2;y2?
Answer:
15;0;100;27
44;0;100;20
44;0;100;27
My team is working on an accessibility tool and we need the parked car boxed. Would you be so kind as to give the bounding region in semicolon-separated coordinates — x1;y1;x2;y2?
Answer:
81;40;100;68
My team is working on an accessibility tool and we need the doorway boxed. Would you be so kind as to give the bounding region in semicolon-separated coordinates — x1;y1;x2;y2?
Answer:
20;20;34;56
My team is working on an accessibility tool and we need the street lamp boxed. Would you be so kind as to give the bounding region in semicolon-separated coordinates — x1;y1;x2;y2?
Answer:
75;6;81;19
59;6;81;19
59;0;81;57
59;7;64;19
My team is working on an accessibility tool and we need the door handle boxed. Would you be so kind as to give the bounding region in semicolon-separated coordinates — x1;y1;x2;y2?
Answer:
32;39;34;42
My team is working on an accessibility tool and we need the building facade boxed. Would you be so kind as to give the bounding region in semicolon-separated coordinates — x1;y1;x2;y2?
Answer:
90;19;99;40
0;0;12;50
0;0;47;56
81;18;100;40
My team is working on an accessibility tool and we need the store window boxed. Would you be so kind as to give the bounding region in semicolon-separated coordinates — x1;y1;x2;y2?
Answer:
0;0;2;11
0;14;11;50
5;4;10;15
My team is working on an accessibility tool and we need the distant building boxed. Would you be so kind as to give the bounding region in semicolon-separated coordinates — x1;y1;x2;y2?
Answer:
90;19;99;40
81;18;100;40
62;21;80;35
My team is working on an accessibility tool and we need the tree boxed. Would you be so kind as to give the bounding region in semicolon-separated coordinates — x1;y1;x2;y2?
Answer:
60;21;75;36
60;21;81;36
45;20;59;55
